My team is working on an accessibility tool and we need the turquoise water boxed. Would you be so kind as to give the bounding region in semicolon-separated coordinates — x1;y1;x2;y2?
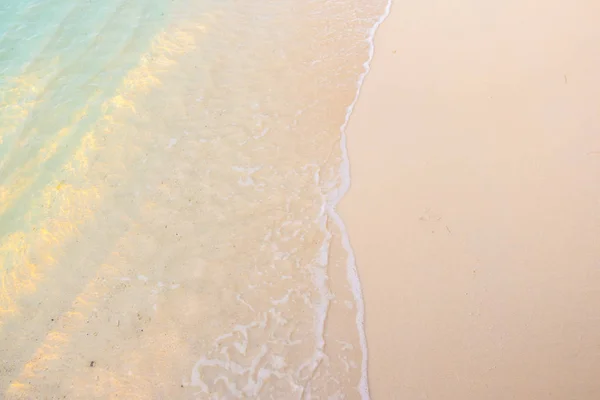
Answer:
0;0;390;397
0;0;172;236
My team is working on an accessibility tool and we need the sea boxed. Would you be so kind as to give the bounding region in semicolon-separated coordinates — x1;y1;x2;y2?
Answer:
0;0;390;398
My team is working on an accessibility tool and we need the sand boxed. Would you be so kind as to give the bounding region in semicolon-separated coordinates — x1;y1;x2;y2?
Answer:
339;0;600;398
1;3;386;398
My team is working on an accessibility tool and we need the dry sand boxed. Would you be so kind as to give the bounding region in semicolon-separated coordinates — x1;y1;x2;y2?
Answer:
340;0;600;398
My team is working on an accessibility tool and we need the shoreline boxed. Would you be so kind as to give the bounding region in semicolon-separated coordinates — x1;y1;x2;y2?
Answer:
1;1;395;397
341;0;600;398
332;1;393;397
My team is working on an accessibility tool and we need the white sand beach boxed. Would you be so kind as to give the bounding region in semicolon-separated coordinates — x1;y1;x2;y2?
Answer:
341;0;600;398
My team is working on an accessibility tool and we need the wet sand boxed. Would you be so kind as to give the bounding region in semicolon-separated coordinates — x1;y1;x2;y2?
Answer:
340;0;600;398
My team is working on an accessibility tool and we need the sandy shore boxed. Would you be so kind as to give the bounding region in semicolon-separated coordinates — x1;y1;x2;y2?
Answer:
340;0;600;398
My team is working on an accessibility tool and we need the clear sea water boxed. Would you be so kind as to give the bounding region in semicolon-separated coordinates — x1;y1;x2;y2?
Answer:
0;0;389;398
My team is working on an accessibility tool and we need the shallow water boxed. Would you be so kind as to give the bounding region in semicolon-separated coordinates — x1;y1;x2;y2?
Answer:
0;0;389;398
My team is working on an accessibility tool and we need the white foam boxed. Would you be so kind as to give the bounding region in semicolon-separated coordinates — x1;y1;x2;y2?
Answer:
253;127;268;139
236;293;256;311
167;137;178;149
299;209;333;397
185;2;392;396
271;289;293;305
233;165;262;187
325;1;393;398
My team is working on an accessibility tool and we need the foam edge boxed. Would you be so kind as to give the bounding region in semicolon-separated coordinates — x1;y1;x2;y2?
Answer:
326;1;393;399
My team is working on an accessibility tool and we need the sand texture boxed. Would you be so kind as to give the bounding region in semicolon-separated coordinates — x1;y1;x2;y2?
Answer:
340;0;600;398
